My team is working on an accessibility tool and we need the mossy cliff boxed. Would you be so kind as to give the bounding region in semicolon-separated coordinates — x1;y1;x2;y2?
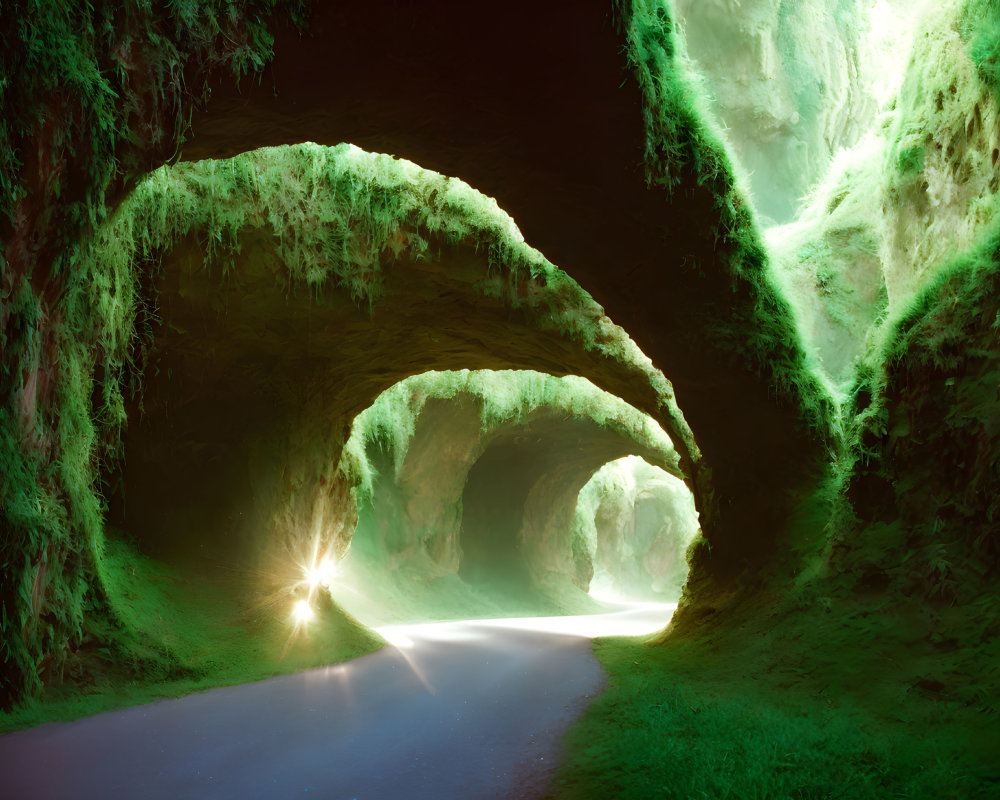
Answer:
1;0;307;708
549;3;1000;795
767;0;1000;386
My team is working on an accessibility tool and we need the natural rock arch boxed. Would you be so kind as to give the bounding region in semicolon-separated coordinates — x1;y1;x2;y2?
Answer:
180;0;831;582
332;371;686;621
108;145;699;584
0;0;831;705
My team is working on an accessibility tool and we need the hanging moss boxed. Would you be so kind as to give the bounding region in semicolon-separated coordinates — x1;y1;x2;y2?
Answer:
340;369;681;508
103;142;702;521
2;125;703;711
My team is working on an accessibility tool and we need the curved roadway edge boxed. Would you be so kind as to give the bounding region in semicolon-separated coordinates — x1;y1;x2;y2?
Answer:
0;606;672;800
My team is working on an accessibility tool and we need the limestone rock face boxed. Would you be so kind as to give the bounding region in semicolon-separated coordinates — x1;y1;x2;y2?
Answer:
765;139;887;383
879;2;1000;310
674;0;880;224
762;0;999;384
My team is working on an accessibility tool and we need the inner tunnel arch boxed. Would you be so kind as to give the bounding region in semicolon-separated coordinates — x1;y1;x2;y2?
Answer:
329;369;694;624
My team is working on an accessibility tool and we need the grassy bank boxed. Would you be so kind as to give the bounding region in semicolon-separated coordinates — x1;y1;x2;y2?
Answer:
550;622;999;800
0;535;384;734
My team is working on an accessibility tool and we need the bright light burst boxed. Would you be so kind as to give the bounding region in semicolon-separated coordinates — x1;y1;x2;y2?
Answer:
306;559;337;589
293;599;315;625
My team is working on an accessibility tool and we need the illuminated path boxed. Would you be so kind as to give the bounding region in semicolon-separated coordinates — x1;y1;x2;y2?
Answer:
0;603;672;800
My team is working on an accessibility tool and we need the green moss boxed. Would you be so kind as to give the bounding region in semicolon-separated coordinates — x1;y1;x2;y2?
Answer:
961;0;1000;101
341;369;680;505
0;0;306;709
787;217;1000;753
112;143;701;512
896;143;926;175
550;8;1000;792
0;532;384;734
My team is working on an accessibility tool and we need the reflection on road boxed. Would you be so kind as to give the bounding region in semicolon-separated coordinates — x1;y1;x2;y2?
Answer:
377;602;676;648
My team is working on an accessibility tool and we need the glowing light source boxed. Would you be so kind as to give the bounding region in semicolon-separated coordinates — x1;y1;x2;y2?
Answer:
293;599;315;625
306;558;337;589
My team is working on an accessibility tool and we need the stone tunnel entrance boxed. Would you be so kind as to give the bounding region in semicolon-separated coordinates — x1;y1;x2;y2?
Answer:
91;141;706;678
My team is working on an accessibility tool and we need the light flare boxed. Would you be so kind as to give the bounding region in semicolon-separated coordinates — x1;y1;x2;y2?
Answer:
293;599;315;625
306;559;337;590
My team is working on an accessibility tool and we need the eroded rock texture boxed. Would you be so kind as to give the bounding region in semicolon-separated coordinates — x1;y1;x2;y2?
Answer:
673;0;883;225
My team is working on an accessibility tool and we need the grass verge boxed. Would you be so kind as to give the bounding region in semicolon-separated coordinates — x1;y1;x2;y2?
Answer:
549;626;999;799
0;534;384;734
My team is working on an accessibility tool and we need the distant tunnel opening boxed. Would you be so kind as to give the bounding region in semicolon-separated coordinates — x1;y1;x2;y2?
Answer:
575;456;699;604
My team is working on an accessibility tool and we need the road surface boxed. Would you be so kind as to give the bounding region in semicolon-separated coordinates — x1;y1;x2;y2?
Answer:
0;603;672;800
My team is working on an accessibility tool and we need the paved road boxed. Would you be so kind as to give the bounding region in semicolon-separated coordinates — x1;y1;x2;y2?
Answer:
0;604;672;800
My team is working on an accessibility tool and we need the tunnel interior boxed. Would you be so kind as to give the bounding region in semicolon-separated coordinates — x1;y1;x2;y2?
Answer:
4;2;1000;791
95;143;696;581
458;434;542;591
57;141;706;702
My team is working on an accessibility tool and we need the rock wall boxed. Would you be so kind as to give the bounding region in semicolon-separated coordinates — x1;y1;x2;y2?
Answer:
673;0;882;225
0;0;306;706
764;0;999;385
880;1;1000;308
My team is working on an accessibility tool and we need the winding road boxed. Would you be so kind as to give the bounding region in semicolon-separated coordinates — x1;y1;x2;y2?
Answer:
0;604;671;800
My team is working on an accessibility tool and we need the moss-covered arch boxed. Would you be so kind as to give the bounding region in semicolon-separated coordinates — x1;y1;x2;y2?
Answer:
0;0;833;709
109;144;699;585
